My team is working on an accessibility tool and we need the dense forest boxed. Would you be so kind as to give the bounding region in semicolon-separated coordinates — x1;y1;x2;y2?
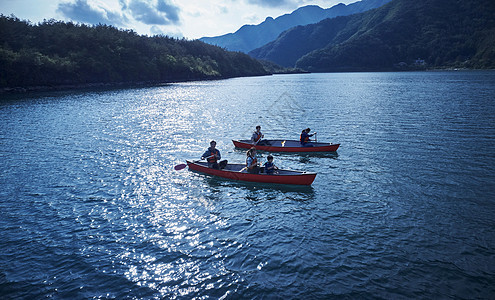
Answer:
0;15;268;90
250;0;495;71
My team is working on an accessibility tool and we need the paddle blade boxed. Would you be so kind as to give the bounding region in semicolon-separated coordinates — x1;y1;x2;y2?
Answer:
174;163;187;171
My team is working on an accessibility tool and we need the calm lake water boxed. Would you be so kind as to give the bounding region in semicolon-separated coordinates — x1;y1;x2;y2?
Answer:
1;71;495;299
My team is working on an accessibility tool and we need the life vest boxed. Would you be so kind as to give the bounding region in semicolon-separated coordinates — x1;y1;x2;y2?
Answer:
253;131;262;142
300;132;309;143
207;149;218;163
247;156;257;168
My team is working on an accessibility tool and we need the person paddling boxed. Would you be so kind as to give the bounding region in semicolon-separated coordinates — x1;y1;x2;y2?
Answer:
251;125;268;146
201;140;225;169
300;128;316;147
246;147;260;174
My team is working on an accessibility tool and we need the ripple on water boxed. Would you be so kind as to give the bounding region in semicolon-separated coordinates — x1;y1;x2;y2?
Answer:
1;72;495;298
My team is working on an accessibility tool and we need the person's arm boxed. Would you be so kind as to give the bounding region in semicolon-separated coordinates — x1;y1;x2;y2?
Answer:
216;150;221;160
201;150;210;159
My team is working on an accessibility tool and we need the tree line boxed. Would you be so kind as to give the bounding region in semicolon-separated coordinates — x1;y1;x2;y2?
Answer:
0;15;268;89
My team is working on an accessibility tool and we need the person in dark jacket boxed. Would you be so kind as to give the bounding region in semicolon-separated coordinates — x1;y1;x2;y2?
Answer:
300;128;316;147
201;140;223;169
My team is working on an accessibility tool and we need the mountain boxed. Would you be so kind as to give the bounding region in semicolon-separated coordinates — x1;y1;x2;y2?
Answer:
249;0;495;71
199;0;392;53
0;16;268;90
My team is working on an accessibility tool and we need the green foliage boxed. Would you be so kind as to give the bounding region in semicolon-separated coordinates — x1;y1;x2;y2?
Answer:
0;15;268;88
251;0;495;71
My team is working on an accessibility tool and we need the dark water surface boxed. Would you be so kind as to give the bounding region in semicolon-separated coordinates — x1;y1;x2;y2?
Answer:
1;71;495;299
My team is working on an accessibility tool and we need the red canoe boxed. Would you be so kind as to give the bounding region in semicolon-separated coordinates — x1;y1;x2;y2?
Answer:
232;139;340;152
186;161;316;185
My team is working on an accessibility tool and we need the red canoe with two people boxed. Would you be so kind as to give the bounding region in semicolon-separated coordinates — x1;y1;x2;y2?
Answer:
232;139;340;153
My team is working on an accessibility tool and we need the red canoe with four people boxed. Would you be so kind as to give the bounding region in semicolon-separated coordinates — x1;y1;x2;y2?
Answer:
186;160;317;186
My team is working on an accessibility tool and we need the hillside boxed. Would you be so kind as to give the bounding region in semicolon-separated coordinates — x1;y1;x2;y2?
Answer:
0;16;268;90
199;0;391;53
250;0;495;71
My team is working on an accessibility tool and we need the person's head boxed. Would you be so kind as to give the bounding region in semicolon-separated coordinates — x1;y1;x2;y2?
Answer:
247;147;256;156
267;155;273;162
305;128;311;133
210;140;216;148
256;125;261;131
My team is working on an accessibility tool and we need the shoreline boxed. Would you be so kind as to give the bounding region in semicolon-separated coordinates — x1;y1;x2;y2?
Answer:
0;74;272;95
2;68;492;95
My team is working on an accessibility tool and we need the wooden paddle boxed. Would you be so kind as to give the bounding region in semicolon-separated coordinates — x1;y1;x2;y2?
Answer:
174;154;214;171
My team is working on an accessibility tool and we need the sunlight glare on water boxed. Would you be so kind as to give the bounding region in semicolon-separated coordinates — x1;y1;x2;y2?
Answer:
1;72;495;299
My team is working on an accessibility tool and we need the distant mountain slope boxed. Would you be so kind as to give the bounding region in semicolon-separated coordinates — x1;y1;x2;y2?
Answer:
250;0;495;71
199;0;392;53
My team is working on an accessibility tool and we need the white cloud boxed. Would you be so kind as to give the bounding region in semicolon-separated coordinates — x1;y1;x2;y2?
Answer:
1;0;356;39
57;0;126;25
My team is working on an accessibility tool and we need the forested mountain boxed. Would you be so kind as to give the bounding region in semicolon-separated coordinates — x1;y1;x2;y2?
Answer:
199;0;391;53
0;16;268;90
250;0;495;71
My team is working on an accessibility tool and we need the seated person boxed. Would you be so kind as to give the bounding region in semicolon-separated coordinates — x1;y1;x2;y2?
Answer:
246;147;260;174
264;155;278;174
251;125;269;146
300;128;316;147
201;140;227;169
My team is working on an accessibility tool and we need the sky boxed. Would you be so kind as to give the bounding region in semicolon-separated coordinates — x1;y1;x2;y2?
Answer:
0;0;355;39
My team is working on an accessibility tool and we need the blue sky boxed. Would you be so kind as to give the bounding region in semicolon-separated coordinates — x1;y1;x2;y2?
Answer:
0;0;354;39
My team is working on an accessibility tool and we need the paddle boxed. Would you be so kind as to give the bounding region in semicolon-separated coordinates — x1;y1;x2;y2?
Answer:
174;154;214;171
314;132;317;143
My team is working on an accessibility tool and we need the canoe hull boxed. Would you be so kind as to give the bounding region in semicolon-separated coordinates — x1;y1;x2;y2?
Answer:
232;139;340;152
186;161;316;186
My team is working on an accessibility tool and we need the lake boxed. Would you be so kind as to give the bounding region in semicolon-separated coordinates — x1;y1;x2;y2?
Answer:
1;71;494;299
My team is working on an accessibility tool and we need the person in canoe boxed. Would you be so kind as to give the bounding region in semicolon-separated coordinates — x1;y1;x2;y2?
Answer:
201;140;227;169
246;147;260;174
263;155;279;174
300;128;316;147
251;125;269;146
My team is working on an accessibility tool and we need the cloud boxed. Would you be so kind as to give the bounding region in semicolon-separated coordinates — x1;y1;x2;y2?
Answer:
246;0;297;8
57;0;126;26
150;25;183;38
125;0;181;25
157;0;179;23
57;0;181;29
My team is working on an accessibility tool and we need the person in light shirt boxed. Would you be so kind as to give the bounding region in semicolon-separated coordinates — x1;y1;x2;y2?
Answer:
246;147;260;174
251;125;268;145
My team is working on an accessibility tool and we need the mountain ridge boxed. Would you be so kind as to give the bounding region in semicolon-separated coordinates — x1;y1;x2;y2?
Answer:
199;0;392;53
249;0;495;71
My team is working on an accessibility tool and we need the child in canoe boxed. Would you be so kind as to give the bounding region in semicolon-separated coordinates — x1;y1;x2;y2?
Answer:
264;155;278;174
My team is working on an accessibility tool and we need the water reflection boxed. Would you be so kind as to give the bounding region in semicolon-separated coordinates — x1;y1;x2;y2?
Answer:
202;176;315;195
232;147;339;158
2;72;495;299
